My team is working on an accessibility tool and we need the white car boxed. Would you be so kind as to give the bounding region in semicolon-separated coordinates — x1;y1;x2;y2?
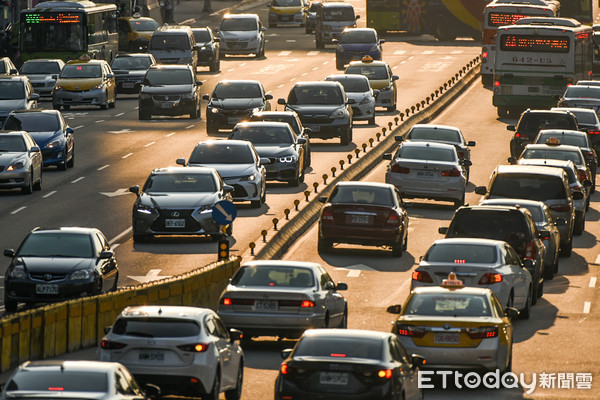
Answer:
325;74;377;124
411;238;533;318
98;306;244;400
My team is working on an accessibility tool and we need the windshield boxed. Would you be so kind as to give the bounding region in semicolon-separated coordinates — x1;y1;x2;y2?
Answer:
340;30;376;44
21;15;84;52
448;210;530;241
60;64;102;79
17;233;94;258
131;19;160;31
397;146;456;162
273;0;302;6
405;293;492;317
323;7;355;21
409;127;461;143
149;34;190;50
112;317;201;337
231;265;315;287
564;86;600;99
295;336;382;359
517;114;577;135
4;113;60;132
424;243;497;263
189;144;255;164
230;126;293;144
111;56;152;71
220;18;258;31
20;61;61;75
0;81;25;100
329;185;393;206
0;136;26;152
537;134;587;147
345;65;388;80
193;29;211;43
213;82;262;98
569;110;599;125
331;77;370;92
521;148;584;165
489;174;567;201
145;69;192;85
143;173;217;193
6;371;108;392
288;86;344;105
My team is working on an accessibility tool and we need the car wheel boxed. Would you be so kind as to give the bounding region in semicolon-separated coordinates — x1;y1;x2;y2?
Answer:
111;271;119;292
139;107;151;120
33;169;42;191
531;274;539;305
505;292;514;319
224;362;243;400
453;193;465;209
368;115;375;125
289;168;302;187
250;199;262;208
306;148;311;168
520;285;532;320
536;279;544;299
503;351;513;374
108;95;116;108
544;259;555;280
189;106;199;120
560;239;572;257
3;296;17;313
59;149;68;171
553;256;559;274
67;146;75;168
100;103;107;110
318;236;332;253
22;171;33;194
209;59;218;72
206;122;218;135
391;238;403;257
340;128;351;145
465;166;470;183
206;370;220;400
338;308;348;329
573;212;585;235
53;104;61;110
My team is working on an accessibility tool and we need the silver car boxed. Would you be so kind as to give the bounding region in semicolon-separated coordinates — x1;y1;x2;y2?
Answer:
218;260;348;339
19;59;65;97
325;73;377;124
128;167;234;243
0;76;38;125
0;131;43;194
98;306;244;400
218;13;266;58
177;139;268;208
384;140;468;208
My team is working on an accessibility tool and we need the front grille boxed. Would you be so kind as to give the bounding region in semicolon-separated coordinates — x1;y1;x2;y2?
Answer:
29;273;67;282
63;98;93;104
232;184;248;198
225;41;248;50
160;58;179;63
32;82;46;88
149;209;201;232
221;108;252;116
153;95;182;102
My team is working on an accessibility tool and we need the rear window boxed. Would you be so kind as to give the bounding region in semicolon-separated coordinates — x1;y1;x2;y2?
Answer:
567;109;599;125
517;113;577;135
189;143;254;164
149;33;191;50
521;148;584;165
20;61;61;74
4;113;60;132
328;185;393;206
405;293;492;317
230;125;293;144
331;77;370;93
231;265;315;288
322;7;355;21
288;86;343;105
536;133;587;147
489;174;567;201
397;146;456;162
424;243;497;264
564;86;600;99
408;127;461;143
112;317;201;337
294;336;382;359
447;210;530;241
7;370;108;392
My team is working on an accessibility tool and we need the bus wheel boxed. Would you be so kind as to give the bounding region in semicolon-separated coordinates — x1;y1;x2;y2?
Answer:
497;106;509;118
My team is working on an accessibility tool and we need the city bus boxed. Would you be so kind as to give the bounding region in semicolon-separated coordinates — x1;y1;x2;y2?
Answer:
492;17;593;118
19;0;118;63
481;0;558;85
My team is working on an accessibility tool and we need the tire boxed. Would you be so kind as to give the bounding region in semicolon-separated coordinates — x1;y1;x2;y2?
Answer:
59;150;68;171
305;148;311;168
531;273;539;305
100;103;107;110
519;286;532;320
537;279;544;299
189;106;199;120
224;362;243;400
206;122;218;135
503;351;513;374
316;38;324;49
368;115;375;125
336;59;344;70
108;94;116;108
250;199;261;208
289;168;302;187
386;104;396;112
63;105;71;111
111;271;119;292
497;106;509;119
553;255;559;274
560;239;572;257
573;212;585;235
33;170;42;191
338;309;348;329
4;297;17;313
21;171;33;194
139;107;151;120
318;236;332;253
340;128;351;145
206;370;220;400
391;237;403;257
544;259;555;280
67;146;75;168
209;59;218;72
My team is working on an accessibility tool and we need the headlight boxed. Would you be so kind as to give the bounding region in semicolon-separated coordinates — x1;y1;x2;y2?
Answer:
136;204;154;214
54;86;64;91
139;93;151;99
369;45;379;53
9;267;27;279
45;139;63;149
241;174;256;181
91;84;103;90
6;161;25;171
330;108;346;118
278;155;296;163
359;96;372;105
182;92;194;99
70;269;93;280
210;107;221;114
251;107;260;113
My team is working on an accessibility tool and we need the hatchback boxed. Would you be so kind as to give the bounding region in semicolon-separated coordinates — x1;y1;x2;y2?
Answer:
326;74;377;124
335;28;383;70
218;13;266;57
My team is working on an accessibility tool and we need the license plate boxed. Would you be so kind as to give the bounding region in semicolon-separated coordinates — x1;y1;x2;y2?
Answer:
161;102;173;109
165;218;185;228
35;284;59;295
320;372;348;386
227;117;241;124
122;82;135;88
254;300;278;311
307;125;320;132
351;214;370;224
417;170;435;177
434;332;460;344
500;85;512;94
282;16;291;21
138;351;165;362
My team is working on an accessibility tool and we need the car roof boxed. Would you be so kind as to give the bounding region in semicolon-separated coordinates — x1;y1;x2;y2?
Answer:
319;2;354;7
155;25;192;32
0;130;30;137
519;109;574;116
30;227;99;234
242;260;322;269
65;59;107;65
495;164;567;177
518;158;576;169
537;129;587;137
120;305;214;320
342;28;376;33
551;107;597;115
234;121;292;129
457;204;527;214
196;139;252;147
148;64;193;71
302;329;391;341
401;140;457;150
347;59;388;68
326;74;369;82
293;81;343;88
8;109;60;116
151;166;217;175
0;75;28;82
524;143;583;152
216;79;261;85
114;53;153;58
22;59;63;63
223;13;259;19
252;110;298;118
566;84;600;91
335;181;394;190
430;237;505;247
411;124;461;132
21;360;120;372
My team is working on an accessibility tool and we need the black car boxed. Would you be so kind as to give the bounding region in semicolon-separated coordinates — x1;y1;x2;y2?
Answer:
3;227;119;313
192;27;220;73
110;53;156;94
278;81;354;145
229;121;308;186
203;80;272;134
138;65;202;120
275;329;424;400
557;85;600;112
552;106;600;159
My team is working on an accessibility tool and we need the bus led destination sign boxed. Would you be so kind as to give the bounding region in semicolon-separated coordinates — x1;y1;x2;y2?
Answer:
24;13;81;24
500;34;570;53
488;13;530;27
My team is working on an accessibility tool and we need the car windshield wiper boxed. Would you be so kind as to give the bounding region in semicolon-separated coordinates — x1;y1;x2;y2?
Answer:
124;331;154;337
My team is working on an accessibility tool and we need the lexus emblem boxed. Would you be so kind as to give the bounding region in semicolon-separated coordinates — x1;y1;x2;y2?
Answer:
44;274;53;281
443;323;451;330
171;211;180;217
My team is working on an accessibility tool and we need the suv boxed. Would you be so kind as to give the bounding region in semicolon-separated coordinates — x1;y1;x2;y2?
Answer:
315;2;359;48
0;75;38;125
138;65;202;120
507;109;578;157
218;13;266;58
439;205;546;301
148;25;198;71
191;27;220;72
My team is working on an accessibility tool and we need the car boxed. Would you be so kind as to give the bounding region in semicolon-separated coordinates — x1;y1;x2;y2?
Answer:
138;65;202;120
229;121;308;186
576;80;600;86
275;329;424;400
177;139;268;208
304;1;320;33
128;167;234;243
551;106;600;159
383;140;468;208
325;73;377;124
345;56;398;111
110;53;156;94
278;81;354;145
557;84;600;112
0;57;18;75
52;57;116;111
439;205;546;299
1;360;160;400
317;181;409;256
481;198;562;276
387;278;515;372
3;109;75;170
0;130;42;194
506;109;578;157
268;0;308;27
475;165;578;258
3;227;119;313
99;305;244;400
218;260;348;339
334;28;383;70
203;80;272;134
314;2;360;48
411;238;533;316
19;58;65;97
248;110;312;167
148;25;198;71
117;15;160;52
0;75;38;125
191;27;221;72
217;13;266;58
405;124;476;181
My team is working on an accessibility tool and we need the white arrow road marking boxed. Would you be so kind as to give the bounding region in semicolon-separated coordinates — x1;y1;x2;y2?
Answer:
215;203;233;221
100;188;130;197
109;129;132;134
347;270;361;278
128;269;172;283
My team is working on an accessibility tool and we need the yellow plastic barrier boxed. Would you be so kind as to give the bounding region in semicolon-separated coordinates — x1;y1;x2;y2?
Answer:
67;300;83;352
1;314;19;373
81;297;98;348
42;306;57;359
55;303;68;356
18;312;31;363
28;309;43;361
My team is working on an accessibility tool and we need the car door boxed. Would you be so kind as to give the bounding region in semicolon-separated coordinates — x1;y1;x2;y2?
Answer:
24;133;42;181
205;315;234;388
319;268;345;326
215;316;241;388
505;245;527;309
390;337;420;400
96;232;118;292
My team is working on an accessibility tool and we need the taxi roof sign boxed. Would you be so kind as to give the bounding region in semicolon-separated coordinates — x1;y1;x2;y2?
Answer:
361;55;374;63
79;54;91;61
546;137;561;146
441;272;464;289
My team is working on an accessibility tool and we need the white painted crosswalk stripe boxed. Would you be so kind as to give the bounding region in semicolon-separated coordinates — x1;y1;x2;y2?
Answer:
307;51;320;56
278;50;291;56
394;50;406;55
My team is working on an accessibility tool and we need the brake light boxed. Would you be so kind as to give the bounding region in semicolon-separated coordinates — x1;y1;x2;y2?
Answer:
583;150;594;157
100;339;126;350
494;80;500;87
482;51;488;59
587;130;600;135
330;353;346;357
300;300;315;308
222;298;231;305
220;298;254;305
524;240;536;260
322;207;334;222
280;363;289;374
412;270;433;283
395;324;426;338
466;326;498;339
378;369;393;379
391;164;410;173
577;169;588;183
177;343;210;352
387;212;400;225
478;273;503;284
48;387;64;391
515;132;529;139
550;204;571;212
441;168;461;177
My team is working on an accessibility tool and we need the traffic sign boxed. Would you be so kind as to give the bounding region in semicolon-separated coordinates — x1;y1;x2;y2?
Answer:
212;201;237;225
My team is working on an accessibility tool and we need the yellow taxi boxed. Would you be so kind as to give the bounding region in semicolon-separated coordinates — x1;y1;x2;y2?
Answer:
268;0;309;28
345;55;399;112
117;14;160;52
52;57;116;111
387;274;515;372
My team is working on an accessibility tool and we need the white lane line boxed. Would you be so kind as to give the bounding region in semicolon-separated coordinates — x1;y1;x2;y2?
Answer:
95;120;105;123
347;270;361;278
42;190;57;198
301;72;308;76
11;206;26;215
122;153;133;159
583;302;591;314
394;50;406;55
595;254;600;264
312;67;319;71
98;164;109;170
134;106;139;110
286;40;296;43
323;61;329;65
278;50;291;56
422;50;434;55
401;61;406;64
240;62;247;67
307;51;319;56
109;227;132;245
145;141;155;147
227;68;235;72
185;125;195;129
166;132;176;137
115;112;124;117
590;277;597;288
277;84;284;88
71;177;85;183
290;78;296;81
112;243;120;250
451;50;463;54
74;125;84;129
408;56;414;60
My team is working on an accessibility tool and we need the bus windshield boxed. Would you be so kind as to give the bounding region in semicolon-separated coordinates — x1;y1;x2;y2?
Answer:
21;12;85;52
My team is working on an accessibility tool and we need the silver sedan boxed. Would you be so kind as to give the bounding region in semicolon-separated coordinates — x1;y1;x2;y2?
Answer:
218;260;348;339
325;74;377;124
0;131;43;194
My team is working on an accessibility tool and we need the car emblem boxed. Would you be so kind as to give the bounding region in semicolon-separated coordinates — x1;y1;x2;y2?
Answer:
443;323;451;330
171;211;180;217
44;274;53;281
75;87;80;90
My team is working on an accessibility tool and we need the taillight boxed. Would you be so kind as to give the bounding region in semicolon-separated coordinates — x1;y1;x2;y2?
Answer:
177;343;210;352
378;369;393;379
441;168;461;177
515;132;529;139
494;80;500;87
457;151;465;158
222;298;232;305
280;363;289;375
412;270;433;283
524;240;535;260
387;211;400;225
395;324;426;338
550;204;571;212
300;300;315;308
587;129;600;135
220;298;254;305
466;326;498;339
478;273;503;284
322;207;334;223
577;169;588;183
391;164;410;173
100;339;126;350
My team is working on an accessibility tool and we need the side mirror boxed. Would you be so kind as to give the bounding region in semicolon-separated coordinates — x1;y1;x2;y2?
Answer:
522;259;534;270
99;250;114;259
106;73;114;79
467;140;476;147
373;89;380;96
196;80;203;86
214;37;220;42
202;94;210;101
318;196;327;203
336;282;348;291
4;249;15;258
462;160;472;167
66;127;74;135
176;158;187;166
380;38;386;44
356;15;361;19
129;185;140;195
259;157;272;165
281;348;293;359
411;354;427;367
573;191;584;200
30;146;40;152
223;184;234;193
507;156;517;164
303;127;312;135
382;153;392;160
229;328;243;342
30;93;40;101
438;227;448;235
143;383;161;399
391;75;399;81
475;186;487;195
265;94;273;100
260;27;267;31
297;137;307;144
277;98;286;105
386;304;401;314
505;307;519;320
507;125;516;132
347;98;356;105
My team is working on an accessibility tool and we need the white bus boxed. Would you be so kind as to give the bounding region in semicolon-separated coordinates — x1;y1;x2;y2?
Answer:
492;17;593;118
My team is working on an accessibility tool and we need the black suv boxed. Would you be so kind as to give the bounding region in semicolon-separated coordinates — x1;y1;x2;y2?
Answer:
507;109;578;157
191;27;220;73
138;65;202;120
439;205;546;302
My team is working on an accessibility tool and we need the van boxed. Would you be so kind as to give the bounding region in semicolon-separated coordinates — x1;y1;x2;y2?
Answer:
315;2;359;49
148;25;198;71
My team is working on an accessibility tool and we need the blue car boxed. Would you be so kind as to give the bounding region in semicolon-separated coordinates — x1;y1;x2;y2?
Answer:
3;109;74;170
335;28;384;70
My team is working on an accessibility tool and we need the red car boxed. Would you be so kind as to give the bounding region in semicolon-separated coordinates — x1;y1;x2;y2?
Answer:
318;182;409;256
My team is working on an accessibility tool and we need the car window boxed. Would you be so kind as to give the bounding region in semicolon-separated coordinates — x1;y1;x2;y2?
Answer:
409;127;461;143
320;270;334;289
231;125;293;144
17;233;94;258
505;246;521;265
6;370;108;392
489;174;567;201
205;316;218;336
60;64;102;78
0;135;27;152
294;336;382;359
288;86;343;105
424;243;497;264
119;368;141;394
331;77;370;93
213;82;262;98
220;17;258;31
564;86;600;99
231;265;316;288
189;143;255;164
322;7;355;21
4;113;60;131
0;81;25;100
405;293;492;317
112;317;201;337
396;146;456;162
214;317;230;340
517;114;577;134
536;134;587;147
340;30;376;44
389;337;410;364
143;173;217;193
448;210;531;242
394;189;403;206
92;233;103;257
193;29;212;43
329;185;394;206
345;65;388;80
131;19;160;31
145;69;192;85
569;110;598;125
112;56;152;70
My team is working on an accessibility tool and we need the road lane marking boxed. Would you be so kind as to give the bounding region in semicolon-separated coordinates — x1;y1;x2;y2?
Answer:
109;227;132;245
115;112;124;117
278;51;291;56
394;50;406;55
240;62;247;67
278;84;284;88
227;68;235;72
74;125;84;129
401;61;406;64
312;67;319;70
186;125;195;129
286;40;296;43
451;50;463;54
595;254;600;264
42;190;57;198
95;120;105;123
307;51;319;56
129;269;172;283
98;164;109;170
347;270;361;278
71;177;84;183
422;50;434;54
583;302;591;314
301;72;308;76
166;132;176;137
323;61;329;65
290;78;296;81
122;153;133;159
408;56;414;60
145;142;155;147
590;277;597;288
11;206;26;215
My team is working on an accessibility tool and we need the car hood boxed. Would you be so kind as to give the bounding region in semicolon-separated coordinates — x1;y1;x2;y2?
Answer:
253;144;295;158
345;92;370;102
187;163;255;178
22;73;55;81
141;84;194;94
27;131;61;146
339;43;376;52
209;98;263;110
219;31;259;40
55;77;103;91
0;99;26;113
286;104;342;115
0;152;24;163
16;257;94;273
140;192;218;208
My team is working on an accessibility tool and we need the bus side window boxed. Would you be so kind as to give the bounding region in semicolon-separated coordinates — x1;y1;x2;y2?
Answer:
88;15;96;44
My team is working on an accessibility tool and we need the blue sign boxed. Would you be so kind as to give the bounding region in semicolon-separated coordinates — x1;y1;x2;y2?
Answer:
212;201;237;225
